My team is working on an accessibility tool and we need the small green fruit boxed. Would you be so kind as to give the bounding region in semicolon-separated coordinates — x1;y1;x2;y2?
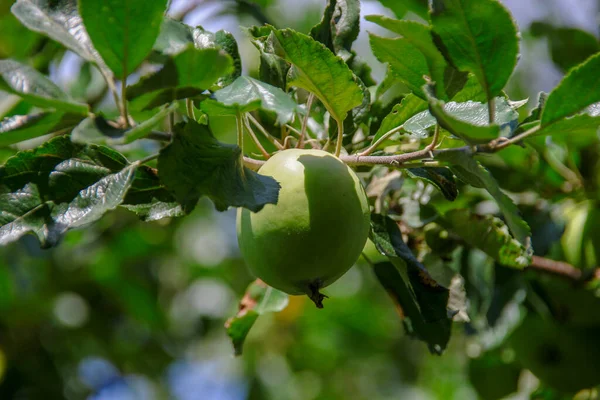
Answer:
237;149;370;307
509;315;600;393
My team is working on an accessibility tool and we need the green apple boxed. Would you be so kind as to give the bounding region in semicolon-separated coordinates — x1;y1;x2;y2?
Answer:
509;315;600;393
237;149;370;307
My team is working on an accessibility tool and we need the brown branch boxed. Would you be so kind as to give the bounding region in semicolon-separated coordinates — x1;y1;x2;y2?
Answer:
528;256;600;282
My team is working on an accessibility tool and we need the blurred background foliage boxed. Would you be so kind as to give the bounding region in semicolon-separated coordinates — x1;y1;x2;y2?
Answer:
1;0;600;399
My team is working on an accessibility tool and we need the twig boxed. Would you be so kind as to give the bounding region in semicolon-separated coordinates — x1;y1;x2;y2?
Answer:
243;116;270;159
529;256;585;281
148;130;172;142
186;98;196;121
488;97;496;124
243;156;265;170
121;76;130;128
137;153;160;165
236;112;244;149
297;93;314;148
358;125;404;157
334;120;344;157
248;114;284;150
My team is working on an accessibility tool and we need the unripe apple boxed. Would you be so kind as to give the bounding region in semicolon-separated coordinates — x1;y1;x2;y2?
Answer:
237;149;370;307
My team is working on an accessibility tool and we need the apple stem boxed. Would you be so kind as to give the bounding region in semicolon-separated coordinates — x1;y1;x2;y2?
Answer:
308;280;328;308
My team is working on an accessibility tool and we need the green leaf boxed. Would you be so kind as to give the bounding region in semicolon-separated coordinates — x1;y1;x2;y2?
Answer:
126;46;233;110
369;33;429;99
436;151;531;245
79;0;168;78
406;168;458;201
271;28;363;124
0;60;89;115
0;136;178;247
154;19;241;88
245;26;290;90
157;120;280;212
310;0;360;60
369;213;453;354
423;86;519;143
530;22;600;73
192;27;242;88
225;279;288;356
0;112;84;146
200;76;298;124
440;209;531;268
377;0;428;20
541;53;600;126
430;0;519;102
11;0;106;68
367;16;466;100
451;73;487;103
372;94;428;142
535;114;600;146
71;103;176;145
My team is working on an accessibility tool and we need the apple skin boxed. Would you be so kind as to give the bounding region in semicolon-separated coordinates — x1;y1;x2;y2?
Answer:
509;315;600;393
237;149;370;297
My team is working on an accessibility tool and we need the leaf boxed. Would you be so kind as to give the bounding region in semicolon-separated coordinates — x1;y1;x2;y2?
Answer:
436;150;531;245
369;33;430;99
367;16;466;100
245;26;290;90
126;46;233;110
310;0;360;60
52;163;137;230
0;112;84;146
369;213;453;354
541;52;600;126
0;136;177;247
377;0;429;20
535;114;600;146
406;168;458;201
271;28;363;124
440;209;531;268
192;27;242;88
408;85;519;142
0;60;89;115
71;103;176;145
11;0;106;68
154;19;242;88
430;0;519;102
200;76;298;124
157;120;280;212
79;0;168;78
225;279;289;356
530;22;600;73
372;94;428;142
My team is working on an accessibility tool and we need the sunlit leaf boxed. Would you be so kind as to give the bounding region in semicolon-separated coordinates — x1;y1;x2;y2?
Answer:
0;112;83;146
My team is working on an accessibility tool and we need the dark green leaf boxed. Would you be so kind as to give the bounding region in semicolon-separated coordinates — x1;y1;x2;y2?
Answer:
79;0;168;78
0;59;89;115
367;16;466;100
0;136;178;246
370;214;453;354
373;94;428;142
200;76;297;124
126;46;233;109
0;112;84;146
271;28;363;124
541;53;600;125
431;0;519;102
310;0;360;60
530;22;600;73
71;103;176;145
11;0;106;68
440;209;531;268
157;120;280;212
469;347;521;400
225;279;288;356
437;150;531;245
451;73;487;103
406;168;458;201
369;33;429;99
535;114;600;146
